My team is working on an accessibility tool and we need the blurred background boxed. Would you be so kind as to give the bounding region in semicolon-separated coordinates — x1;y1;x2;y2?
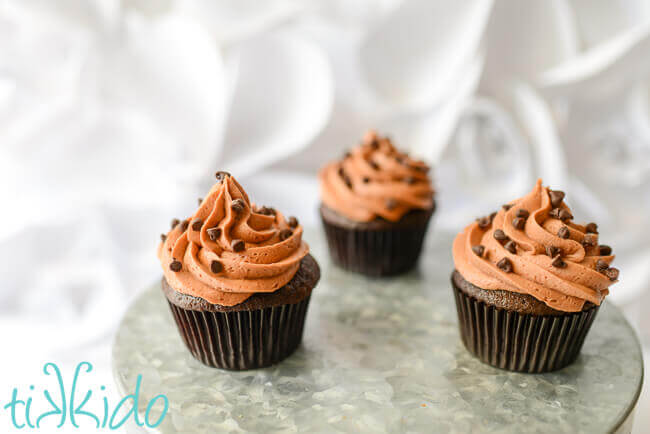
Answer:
1;0;649;432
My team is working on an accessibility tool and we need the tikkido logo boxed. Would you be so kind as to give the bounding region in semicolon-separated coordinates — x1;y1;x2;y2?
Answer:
1;362;169;430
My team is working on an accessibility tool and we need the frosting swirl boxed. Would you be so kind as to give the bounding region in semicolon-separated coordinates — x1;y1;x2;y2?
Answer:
319;130;434;222
452;179;619;312
157;174;309;306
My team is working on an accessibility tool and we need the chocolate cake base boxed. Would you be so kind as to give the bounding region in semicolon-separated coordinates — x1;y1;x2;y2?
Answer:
320;204;434;276
451;270;600;373
163;254;320;370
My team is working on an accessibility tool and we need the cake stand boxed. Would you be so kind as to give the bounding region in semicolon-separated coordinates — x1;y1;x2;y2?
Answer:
113;230;643;433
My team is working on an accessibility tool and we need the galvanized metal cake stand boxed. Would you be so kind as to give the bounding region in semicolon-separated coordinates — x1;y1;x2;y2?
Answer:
113;229;643;433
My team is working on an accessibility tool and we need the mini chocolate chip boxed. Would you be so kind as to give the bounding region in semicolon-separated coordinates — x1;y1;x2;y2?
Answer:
207;227;222;241
231;239;245;252
559;209;573;221
169;260;182;272
549;208;561;219
599;245;612;256
368;160;379;170
197;198;203;206
512;217;526;230
549;190;565;208
179;220;189;231
558;226;570;239
171;218;180;229
502;203;513;211
369;138;380;149
551;255;566;268
493;229;508;243
477;216;491;229
404;176;416;185
605;267;619;281
210;260;223;274
585;222;598;234
516;209;529;219
386;198;398;211
337;167;344;177
231;199;246;213
414;165;429;173
504;240;517;254
546;246;561;257
215;171;231;182
363;177;370;183
258;206;276;216
288;216;298;228
396;156;405;165
279;229;293;241
344;175;353;188
595;259;609;272
472;245;485;257
489;212;497;223
497;258;513;273
343;151;351;159
582;233;598;247
191;218;203;231
160;233;167;242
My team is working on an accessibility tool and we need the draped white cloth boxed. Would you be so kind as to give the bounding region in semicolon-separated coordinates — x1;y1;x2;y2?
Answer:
1;1;649;431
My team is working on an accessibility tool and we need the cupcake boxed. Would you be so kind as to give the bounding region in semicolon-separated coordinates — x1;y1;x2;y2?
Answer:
451;179;619;373
158;172;320;370
318;130;435;276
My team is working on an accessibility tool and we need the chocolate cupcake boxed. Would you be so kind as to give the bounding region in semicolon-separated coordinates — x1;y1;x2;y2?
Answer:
158;173;320;370
318;130;435;276
451;179;619;373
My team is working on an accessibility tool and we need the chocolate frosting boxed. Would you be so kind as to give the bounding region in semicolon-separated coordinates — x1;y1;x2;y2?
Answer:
157;175;309;306
319;130;434;222
452;179;618;312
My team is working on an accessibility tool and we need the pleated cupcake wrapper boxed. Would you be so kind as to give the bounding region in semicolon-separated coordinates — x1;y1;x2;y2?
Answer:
452;285;599;373
321;217;431;277
167;296;311;370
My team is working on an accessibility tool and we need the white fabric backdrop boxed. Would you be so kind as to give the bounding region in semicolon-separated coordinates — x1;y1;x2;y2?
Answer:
1;0;649;432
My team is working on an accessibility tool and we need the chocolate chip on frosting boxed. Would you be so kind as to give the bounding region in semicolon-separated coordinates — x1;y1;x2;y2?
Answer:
516;209;529;219
179;220;189;231
497;258;513;273
169;260;182;272
363;177;370;183
549;190;565;208
599;245;612;256
231;239;245;252
368;160;380;170
551;255;567;268
210;260;223;274
215;171;231;182
605;267;620;281
279;229;293;241
582;233;598;247
504;240;517;254
595;259;609;272
171;218;180;229
512;217;526;230
546;246;561;258
472;245;485;257
197;197;203;206
343;175;353;189
191;218;203;231
207;227;221;241
493;229;508;243
502;203;513;211
559;209;573;221
386;198;397;211
404;176;416;185
258;206;276;216
477;216;491;229
160;234;167;242
549;208;561;219
231;199;246;213
585;222;598;234
558;226;570;239
288;216;299;228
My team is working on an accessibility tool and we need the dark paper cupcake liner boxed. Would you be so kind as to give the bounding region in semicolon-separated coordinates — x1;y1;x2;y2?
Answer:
167;296;311;370
452;284;599;373
321;211;432;276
